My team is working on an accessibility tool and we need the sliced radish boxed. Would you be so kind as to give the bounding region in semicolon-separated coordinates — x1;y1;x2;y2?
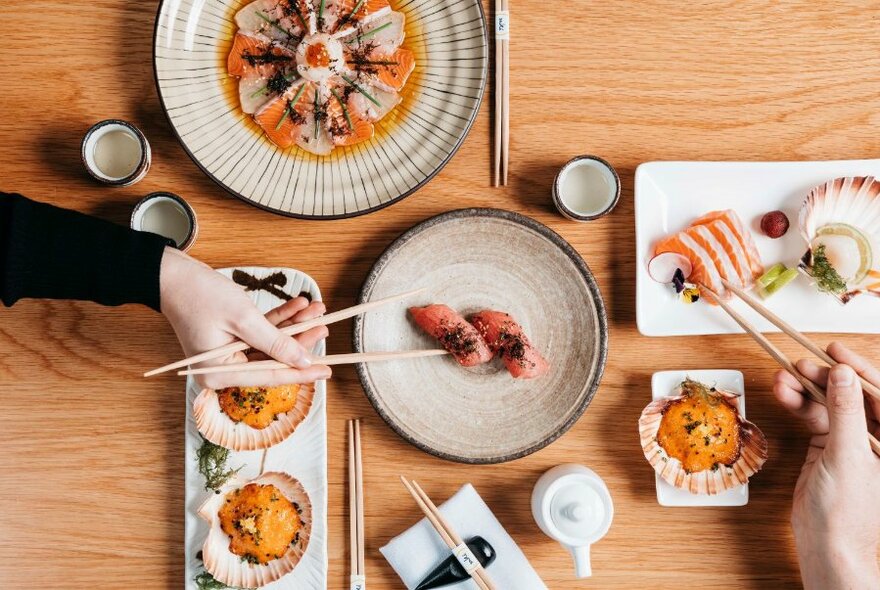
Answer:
648;252;692;284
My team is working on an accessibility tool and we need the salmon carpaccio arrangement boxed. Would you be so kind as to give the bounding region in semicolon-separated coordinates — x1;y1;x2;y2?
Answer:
227;0;415;155
409;304;550;379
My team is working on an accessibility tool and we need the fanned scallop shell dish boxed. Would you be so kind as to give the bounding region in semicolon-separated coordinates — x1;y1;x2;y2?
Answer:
639;379;768;495
798;176;880;303
198;471;313;588
194;383;316;451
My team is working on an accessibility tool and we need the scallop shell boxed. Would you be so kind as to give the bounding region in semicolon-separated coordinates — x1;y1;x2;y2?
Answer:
638;386;768;495
798;176;880;302
193;383;315;451
199;471;312;588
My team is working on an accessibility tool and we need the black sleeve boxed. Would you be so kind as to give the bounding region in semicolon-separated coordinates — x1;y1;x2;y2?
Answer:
0;192;172;311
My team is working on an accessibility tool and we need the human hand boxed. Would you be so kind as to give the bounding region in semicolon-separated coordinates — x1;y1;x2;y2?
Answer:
159;247;331;389
774;342;880;590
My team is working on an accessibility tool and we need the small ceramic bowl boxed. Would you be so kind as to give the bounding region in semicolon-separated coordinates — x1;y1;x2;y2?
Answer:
552;155;621;221
81;119;151;186
131;192;198;251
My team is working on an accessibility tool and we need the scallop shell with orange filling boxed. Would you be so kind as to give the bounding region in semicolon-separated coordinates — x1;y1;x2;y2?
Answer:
639;379;768;495
194;383;315;451
199;471;312;588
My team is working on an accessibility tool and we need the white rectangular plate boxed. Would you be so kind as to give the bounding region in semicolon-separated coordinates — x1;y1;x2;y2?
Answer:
635;159;880;336
184;267;327;588
651;370;748;507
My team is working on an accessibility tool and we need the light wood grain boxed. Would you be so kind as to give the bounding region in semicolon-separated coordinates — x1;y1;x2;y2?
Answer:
2;1;880;589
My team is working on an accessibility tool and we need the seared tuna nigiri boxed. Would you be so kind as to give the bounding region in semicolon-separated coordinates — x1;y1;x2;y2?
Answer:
408;305;493;367
470;310;550;379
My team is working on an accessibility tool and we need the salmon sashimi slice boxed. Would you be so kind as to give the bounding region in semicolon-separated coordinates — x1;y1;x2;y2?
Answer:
238;68;298;114
683;225;745;287
654;230;728;299
691;210;764;280
409;305;493;367
236;0;310;42
294;87;334;155
326;84;374;146
695;219;754;286
341;75;401;121
326;0;391;33
344;47;414;91
227;32;294;78
253;81;312;148
470;311;550;379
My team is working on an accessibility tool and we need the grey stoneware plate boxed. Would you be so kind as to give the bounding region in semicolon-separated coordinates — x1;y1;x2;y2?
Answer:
153;0;487;219
353;209;608;463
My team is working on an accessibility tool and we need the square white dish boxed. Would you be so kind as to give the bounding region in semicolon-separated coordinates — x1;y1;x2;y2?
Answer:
184;267;327;588
651;370;748;507
635;159;880;336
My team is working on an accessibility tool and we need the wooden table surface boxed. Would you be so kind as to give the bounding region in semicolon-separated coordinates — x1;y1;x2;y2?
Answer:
2;1;880;588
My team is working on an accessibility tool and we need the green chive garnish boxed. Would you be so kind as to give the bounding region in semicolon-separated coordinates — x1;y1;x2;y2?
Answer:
340;74;381;107
349;0;366;18
250;73;297;98
330;88;354;131
313;92;320;138
255;11;297;38
346;60;399;66
356;21;392;41
274;83;308;130
275;104;292;130
318;0;325;20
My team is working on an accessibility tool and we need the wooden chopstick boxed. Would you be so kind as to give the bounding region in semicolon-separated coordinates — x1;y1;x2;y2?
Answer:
175;349;449;377
144;287;425;377
348;420;359;582
500;0;509;186
720;278;880;403
493;0;509;187
705;286;880;457
349;419;366;587
399;477;497;590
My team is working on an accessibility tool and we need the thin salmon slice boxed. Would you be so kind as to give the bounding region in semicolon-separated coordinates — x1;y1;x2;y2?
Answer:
691;210;764;280
683;224;743;286
374;48;415;91
253;82;312;148
470;311;550;379
228;33;293;78
695;219;753;286
332;0;391;31
409;305;493;367
326;83;374;146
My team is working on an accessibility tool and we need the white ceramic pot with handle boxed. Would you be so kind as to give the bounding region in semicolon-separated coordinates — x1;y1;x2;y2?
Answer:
531;464;614;578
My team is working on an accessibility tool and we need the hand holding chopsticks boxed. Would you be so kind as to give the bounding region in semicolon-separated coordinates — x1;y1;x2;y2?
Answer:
704;282;880;457
145;287;427;379
400;477;497;590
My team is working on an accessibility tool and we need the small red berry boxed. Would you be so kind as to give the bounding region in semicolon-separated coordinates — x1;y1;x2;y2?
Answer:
760;210;789;239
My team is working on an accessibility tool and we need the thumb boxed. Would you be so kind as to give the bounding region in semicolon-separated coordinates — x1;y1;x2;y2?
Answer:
237;313;311;370
825;364;868;458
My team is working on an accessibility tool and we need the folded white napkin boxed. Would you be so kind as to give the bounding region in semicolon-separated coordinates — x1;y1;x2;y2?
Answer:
380;484;547;590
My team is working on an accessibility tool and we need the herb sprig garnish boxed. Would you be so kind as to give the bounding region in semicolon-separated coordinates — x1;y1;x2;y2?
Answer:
194;571;243;590
196;436;241;493
810;244;848;294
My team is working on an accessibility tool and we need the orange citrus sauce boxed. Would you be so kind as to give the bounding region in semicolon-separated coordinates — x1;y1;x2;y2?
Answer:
216;384;301;429
219;483;302;564
656;387;741;473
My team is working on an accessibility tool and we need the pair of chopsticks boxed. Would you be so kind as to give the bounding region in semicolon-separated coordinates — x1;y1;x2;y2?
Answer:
708;278;880;457
493;0;509;187
399;477;497;590
143;287;432;378
349;420;366;590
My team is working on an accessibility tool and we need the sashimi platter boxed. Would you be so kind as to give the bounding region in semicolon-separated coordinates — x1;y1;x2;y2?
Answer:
154;0;487;217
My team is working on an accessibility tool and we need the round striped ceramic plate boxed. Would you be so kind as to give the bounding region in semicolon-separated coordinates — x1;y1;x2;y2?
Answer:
153;0;487;219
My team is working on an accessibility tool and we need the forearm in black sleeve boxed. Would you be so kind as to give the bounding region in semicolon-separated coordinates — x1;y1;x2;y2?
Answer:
0;192;172;311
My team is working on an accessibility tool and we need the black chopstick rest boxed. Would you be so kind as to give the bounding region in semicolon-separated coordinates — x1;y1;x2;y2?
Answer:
415;536;496;590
